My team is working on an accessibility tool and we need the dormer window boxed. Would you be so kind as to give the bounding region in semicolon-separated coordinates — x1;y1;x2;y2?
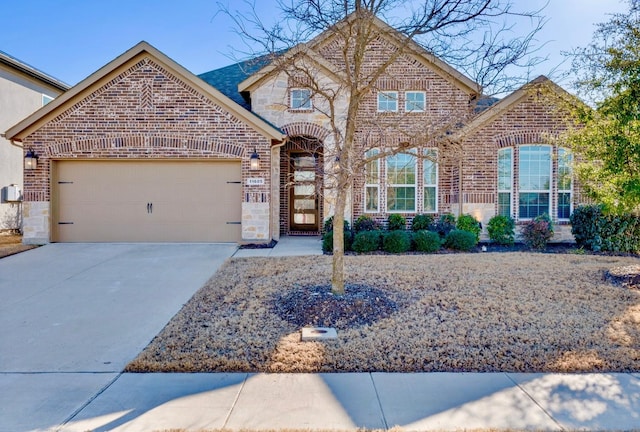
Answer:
290;88;312;110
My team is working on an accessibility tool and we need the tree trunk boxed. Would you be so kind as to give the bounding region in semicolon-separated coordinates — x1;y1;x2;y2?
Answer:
331;185;347;295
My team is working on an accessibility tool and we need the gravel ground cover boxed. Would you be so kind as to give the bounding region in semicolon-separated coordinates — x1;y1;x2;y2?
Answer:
127;252;640;373
0;233;34;258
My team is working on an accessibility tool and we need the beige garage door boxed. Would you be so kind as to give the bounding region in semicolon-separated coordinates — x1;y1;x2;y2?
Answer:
52;160;241;242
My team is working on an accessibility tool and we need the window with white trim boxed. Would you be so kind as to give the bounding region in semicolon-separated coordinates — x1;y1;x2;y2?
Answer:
497;148;513;217
423;149;438;212
557;148;573;220
377;91;398;112
406;91;426;112
290;88;312;110
386;152;416;212
364;149;380;213
518;145;551;219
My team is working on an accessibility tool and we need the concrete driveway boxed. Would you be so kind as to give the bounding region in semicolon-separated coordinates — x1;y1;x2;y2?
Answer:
0;243;236;432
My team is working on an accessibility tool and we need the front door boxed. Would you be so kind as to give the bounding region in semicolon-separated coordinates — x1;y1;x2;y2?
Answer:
289;153;319;231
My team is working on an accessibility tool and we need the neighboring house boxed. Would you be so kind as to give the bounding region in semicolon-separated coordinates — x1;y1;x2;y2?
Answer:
6;15;580;245
0;51;68;231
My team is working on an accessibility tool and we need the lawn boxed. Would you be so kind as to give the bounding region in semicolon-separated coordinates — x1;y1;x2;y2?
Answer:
127;252;640;373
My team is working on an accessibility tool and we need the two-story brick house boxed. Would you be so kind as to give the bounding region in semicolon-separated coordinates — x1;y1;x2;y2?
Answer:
6;14;578;244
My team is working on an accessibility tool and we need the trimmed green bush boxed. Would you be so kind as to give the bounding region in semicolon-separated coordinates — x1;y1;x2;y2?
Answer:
570;205;605;251
413;230;441;253
456;214;481;241
387;214;406;231
487;215;515;246
444;229;477;251
432;213;456;238
521;214;554;250
354;215;379;233
322;229;353;253
352;230;382;253
323;216;350;233
382;230;411;253
411;214;434;231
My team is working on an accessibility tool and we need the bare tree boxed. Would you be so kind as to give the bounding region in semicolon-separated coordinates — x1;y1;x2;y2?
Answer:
218;0;545;294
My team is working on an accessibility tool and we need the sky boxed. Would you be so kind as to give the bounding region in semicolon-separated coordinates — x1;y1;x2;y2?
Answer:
0;0;629;91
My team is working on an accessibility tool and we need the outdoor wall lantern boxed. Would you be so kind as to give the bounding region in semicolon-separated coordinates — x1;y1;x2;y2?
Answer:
24;148;39;170
249;148;260;170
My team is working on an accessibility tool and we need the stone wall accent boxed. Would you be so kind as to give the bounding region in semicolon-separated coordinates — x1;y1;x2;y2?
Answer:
242;202;270;241
22;201;49;244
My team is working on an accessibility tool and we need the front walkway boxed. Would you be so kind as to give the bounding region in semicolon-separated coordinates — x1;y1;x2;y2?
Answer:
233;235;323;257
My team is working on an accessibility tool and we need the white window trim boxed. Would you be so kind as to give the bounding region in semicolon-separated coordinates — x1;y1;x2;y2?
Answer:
497;147;513;218
377;91;398;113
517;144;552;220
423;148;438;213
405;91;426;113
364;148;380;213
386;152;417;213
290;88;312;110
557;148;573;221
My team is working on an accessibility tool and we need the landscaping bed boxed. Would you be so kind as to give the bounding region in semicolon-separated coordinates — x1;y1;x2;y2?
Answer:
127;252;640;373
0;233;34;259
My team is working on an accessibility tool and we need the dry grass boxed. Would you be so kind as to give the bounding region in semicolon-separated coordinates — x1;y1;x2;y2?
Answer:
0;233;34;259
127;252;640;373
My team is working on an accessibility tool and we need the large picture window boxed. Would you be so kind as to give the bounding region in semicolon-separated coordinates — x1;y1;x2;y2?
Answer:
386;153;416;212
518;145;551;219
497;148;513;217
364;149;380;213
423;149;438;212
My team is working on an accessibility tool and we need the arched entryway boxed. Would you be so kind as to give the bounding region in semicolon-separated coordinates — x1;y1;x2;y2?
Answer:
280;135;324;235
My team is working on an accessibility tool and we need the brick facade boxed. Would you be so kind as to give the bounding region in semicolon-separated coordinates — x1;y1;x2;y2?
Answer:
12;48;280;244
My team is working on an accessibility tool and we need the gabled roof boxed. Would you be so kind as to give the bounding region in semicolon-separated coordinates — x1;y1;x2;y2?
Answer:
6;42;285;142
0;50;70;92
225;12;480;98
307;12;480;94
199;55;272;110
458;76;577;137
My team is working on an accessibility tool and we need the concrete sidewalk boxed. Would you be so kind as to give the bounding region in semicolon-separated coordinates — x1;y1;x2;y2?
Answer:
60;372;640;431
233;235;323;258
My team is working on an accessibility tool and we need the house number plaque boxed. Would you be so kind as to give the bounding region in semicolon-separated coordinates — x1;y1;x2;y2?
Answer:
246;178;265;186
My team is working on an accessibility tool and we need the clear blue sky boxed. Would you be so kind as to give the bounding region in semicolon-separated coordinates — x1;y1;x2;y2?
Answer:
0;0;628;89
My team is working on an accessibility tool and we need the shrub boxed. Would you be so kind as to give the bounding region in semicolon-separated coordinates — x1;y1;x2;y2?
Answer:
323;216;350;233
352;230;382;253
487;215;515;246
570;205;605;251
456;214;481;241
413;230;441;253
411;214;434;231
382;230;411;253
322;229;353;253
444;229;477;251
521;214;554;250
353;215;379;233
387;214;406;231
431;213;456;238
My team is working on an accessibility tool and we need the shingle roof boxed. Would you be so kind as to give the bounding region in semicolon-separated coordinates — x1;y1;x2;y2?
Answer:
198;56;272;110
0;49;70;91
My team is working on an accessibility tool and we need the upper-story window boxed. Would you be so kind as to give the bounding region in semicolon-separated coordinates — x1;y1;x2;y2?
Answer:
42;94;54;106
290;89;312;110
405;91;426;112
378;91;398;112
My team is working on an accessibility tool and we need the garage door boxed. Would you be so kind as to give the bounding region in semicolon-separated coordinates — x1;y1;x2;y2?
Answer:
52;160;242;242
